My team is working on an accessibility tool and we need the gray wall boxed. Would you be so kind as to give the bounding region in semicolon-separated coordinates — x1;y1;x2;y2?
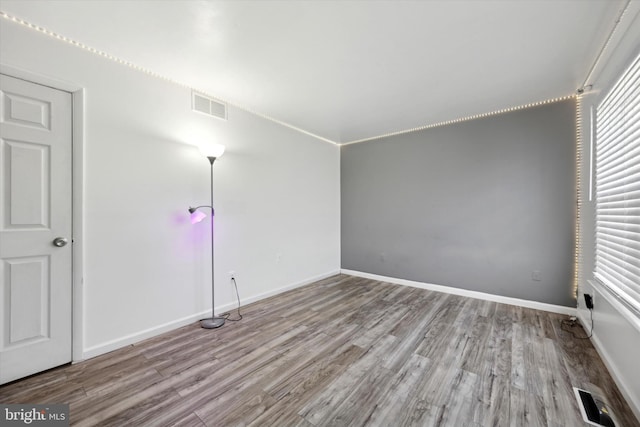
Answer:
341;99;576;307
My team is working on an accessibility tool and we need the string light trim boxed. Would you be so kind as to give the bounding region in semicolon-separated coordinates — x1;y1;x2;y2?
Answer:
0;10;338;146
342;95;577;146
580;0;632;89
575;96;583;301
1;10;577;148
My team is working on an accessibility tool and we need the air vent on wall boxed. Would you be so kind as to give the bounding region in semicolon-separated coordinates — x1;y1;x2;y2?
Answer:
192;91;227;120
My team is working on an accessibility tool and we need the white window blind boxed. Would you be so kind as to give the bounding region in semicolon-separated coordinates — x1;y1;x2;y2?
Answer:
595;52;640;317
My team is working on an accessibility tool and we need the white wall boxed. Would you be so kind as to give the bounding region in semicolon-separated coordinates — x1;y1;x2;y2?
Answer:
577;5;640;420
0;20;340;358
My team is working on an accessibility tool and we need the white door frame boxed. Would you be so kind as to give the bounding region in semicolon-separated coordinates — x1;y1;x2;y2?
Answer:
1;63;85;363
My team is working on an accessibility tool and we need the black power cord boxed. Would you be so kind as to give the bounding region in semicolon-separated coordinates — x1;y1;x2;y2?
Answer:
561;308;593;340
220;277;243;322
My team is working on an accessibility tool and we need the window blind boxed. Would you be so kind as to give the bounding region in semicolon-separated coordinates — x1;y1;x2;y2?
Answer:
595;52;640;316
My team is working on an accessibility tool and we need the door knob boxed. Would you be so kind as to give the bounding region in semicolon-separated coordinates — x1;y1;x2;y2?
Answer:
53;237;69;247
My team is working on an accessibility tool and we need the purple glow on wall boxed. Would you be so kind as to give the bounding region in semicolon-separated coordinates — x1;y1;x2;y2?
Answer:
190;210;207;224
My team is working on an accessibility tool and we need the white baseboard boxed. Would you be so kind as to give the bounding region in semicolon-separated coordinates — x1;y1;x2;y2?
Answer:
577;310;640;422
216;270;341;314
82;309;210;360
341;269;576;316
81;269;341;360
578;284;640;422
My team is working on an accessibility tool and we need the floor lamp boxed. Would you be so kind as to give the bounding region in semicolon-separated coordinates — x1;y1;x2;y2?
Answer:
189;143;226;329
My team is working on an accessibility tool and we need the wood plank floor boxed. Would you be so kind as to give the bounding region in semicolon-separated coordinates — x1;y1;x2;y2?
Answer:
1;274;638;426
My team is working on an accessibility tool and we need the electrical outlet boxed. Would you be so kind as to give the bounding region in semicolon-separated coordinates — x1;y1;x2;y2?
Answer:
531;270;541;281
228;270;235;281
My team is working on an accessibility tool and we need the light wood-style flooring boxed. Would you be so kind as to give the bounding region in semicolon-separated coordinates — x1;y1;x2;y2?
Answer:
1;274;638;426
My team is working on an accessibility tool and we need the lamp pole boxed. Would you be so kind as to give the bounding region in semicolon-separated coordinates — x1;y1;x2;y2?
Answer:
200;155;225;329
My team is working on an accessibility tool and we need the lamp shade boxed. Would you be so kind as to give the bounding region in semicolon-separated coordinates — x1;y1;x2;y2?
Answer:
190;210;207;224
199;143;225;159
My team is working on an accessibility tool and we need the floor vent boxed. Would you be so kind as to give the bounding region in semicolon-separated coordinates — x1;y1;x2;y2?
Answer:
573;387;616;427
192;91;227;120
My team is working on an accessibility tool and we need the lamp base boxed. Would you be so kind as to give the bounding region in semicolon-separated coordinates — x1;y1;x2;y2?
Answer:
200;317;225;329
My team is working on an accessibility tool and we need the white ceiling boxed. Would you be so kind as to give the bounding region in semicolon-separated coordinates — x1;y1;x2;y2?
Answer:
0;0;628;144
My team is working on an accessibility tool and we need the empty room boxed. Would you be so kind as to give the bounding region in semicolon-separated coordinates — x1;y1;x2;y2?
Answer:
1;0;639;426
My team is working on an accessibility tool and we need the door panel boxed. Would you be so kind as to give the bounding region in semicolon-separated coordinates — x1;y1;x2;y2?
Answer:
2;91;51;129
0;74;72;384
6;140;50;228
7;256;49;346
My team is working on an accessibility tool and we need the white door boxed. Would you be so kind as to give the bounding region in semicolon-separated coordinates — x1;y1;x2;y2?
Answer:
0;74;73;384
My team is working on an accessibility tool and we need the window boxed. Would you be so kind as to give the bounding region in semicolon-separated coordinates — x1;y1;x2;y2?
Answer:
595;52;640;317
